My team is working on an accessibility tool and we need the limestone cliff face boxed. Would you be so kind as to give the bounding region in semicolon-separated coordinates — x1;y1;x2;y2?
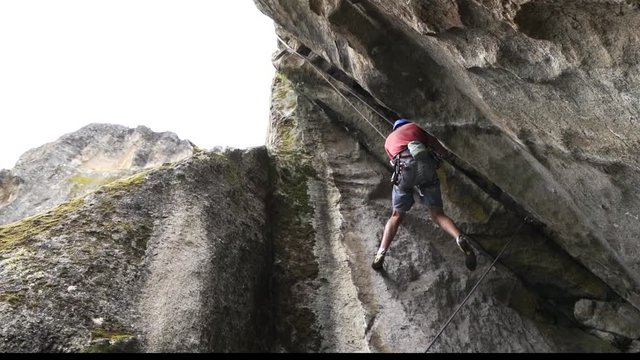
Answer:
0;123;194;226
255;0;640;352
265;60;621;353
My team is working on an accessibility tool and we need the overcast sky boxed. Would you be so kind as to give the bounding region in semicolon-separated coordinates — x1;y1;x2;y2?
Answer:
0;0;277;170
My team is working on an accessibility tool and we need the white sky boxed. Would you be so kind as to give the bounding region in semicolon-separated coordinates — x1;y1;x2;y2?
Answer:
0;0;277;170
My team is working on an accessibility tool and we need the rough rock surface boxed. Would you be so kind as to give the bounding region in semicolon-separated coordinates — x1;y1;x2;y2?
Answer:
0;148;272;352
574;299;640;339
255;0;640;353
266;60;618;353
0;123;194;226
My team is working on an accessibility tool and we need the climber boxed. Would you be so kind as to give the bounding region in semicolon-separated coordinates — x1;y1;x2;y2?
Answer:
372;119;477;272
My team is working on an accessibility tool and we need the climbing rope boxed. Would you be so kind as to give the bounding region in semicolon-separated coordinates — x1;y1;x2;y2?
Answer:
424;219;529;353
276;34;529;353
275;35;391;140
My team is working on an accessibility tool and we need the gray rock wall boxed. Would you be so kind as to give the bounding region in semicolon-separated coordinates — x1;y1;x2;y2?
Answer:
265;54;620;352
254;0;640;322
0;148;272;352
255;0;640;353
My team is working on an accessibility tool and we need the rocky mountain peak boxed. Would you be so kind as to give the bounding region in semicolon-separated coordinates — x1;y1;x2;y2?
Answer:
0;123;193;225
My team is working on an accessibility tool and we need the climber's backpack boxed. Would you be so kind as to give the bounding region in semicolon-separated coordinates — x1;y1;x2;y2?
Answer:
408;140;443;171
407;140;431;161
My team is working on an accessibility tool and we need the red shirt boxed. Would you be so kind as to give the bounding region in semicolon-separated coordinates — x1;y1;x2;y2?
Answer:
385;123;439;160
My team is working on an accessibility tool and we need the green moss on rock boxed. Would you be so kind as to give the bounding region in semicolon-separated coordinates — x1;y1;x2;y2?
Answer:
0;290;26;306
84;327;137;353
102;171;147;192
90;327;133;341
269;73;323;351
69;174;115;186
68;174;118;197
0;197;85;252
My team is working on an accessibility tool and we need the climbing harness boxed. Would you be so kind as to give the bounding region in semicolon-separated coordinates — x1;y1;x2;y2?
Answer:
390;155;401;185
424;218;531;353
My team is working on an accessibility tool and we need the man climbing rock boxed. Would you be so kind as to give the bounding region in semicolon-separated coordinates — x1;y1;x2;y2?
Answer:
372;119;477;271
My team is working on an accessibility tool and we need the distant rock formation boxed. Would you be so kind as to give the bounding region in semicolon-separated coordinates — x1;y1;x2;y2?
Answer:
0;124;194;225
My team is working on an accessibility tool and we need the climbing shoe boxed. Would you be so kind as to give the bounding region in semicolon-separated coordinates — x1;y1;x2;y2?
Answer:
371;250;387;271
456;234;477;271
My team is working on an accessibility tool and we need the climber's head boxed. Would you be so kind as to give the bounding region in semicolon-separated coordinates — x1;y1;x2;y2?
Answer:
393;119;411;131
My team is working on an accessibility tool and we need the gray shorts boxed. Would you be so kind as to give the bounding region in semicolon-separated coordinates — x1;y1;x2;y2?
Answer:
392;157;443;212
